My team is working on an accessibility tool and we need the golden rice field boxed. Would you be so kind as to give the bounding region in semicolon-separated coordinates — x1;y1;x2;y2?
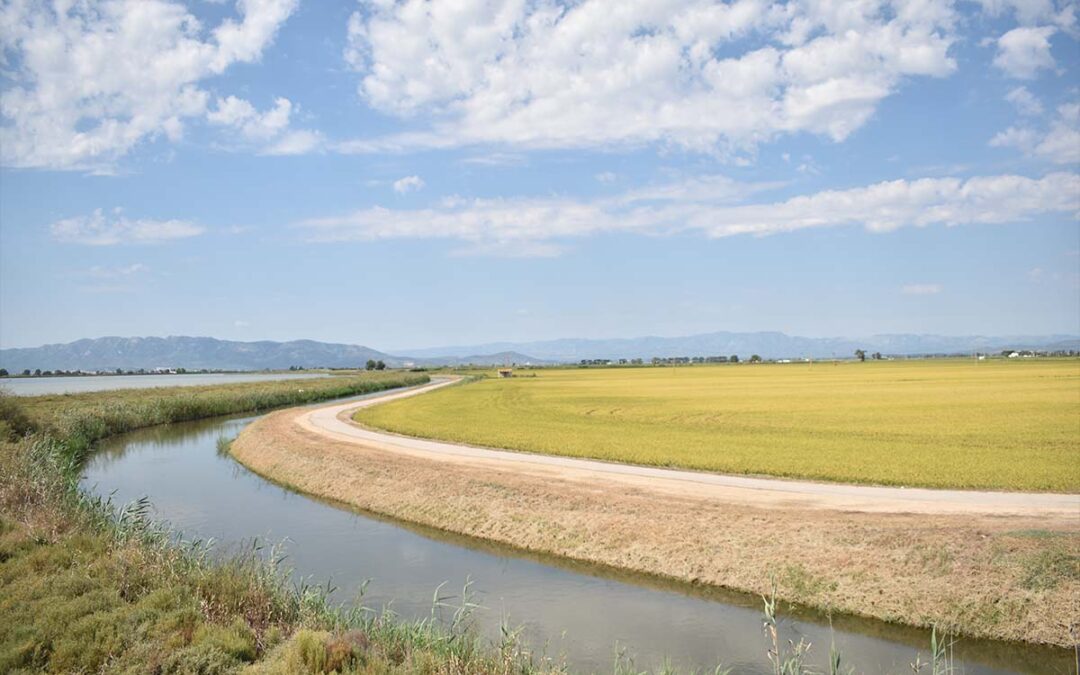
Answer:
355;359;1080;492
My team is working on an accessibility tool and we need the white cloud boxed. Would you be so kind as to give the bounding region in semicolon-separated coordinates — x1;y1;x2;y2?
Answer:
297;171;1080;255
990;103;1080;163
207;96;323;154
262;129;324;156
392;175;425;194
0;0;298;170
1005;86;1044;115
993;26;1057;78
975;0;1060;25
989;125;1040;150
595;172;618;184
208;96;292;140
616;174;775;204
342;0;957;155
86;263;150;279
683;172;1080;237
1033;103;1080;163
459;152;527;167
50;209;204;245
300;197;621;257
901;283;943;295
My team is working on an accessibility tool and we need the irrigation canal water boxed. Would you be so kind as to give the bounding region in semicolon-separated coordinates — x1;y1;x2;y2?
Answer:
80;388;1070;674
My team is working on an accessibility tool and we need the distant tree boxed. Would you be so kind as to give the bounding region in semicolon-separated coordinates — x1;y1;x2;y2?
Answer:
855;349;867;362
116;368;123;375
0;369;8;377
729;355;739;363
872;352;883;360
22;369;30;376
749;354;762;363
375;360;387;371
365;359;377;371
33;369;41;377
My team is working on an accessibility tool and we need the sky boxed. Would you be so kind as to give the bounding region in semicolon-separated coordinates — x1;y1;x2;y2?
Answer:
1;0;1078;351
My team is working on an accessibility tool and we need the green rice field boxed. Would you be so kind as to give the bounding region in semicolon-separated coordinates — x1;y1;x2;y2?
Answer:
355;360;1080;492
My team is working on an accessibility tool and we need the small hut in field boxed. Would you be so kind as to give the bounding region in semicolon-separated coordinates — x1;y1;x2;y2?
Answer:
497;368;513;378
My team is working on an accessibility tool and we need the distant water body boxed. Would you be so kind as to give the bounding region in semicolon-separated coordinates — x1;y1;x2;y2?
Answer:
0;372;328;396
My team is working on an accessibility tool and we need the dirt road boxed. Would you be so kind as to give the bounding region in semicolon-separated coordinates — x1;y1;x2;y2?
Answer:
297;377;1078;519
230;377;1080;646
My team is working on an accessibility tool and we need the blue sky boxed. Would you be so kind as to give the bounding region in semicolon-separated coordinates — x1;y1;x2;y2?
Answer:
1;0;1078;350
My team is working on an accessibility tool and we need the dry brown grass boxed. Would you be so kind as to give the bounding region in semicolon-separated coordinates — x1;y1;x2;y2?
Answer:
232;408;1080;649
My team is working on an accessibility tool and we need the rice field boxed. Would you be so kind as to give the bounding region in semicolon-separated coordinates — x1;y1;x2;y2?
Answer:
355;359;1080;492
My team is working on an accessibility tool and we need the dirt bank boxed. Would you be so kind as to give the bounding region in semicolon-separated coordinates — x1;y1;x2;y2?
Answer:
230;383;1080;647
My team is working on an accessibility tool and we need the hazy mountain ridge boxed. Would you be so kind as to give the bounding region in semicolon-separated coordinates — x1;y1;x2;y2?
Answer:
0;336;401;372
398;331;1080;362
2;332;1076;373
0;337;548;372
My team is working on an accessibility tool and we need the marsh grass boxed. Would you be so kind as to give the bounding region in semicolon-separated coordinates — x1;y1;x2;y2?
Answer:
21;371;430;464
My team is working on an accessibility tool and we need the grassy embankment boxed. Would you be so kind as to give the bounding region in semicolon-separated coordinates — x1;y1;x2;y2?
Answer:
237;393;1079;650
356;359;1080;492
0;373;564;674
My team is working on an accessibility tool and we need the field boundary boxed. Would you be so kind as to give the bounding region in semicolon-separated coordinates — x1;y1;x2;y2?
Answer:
230;384;1080;648
298;378;1079;517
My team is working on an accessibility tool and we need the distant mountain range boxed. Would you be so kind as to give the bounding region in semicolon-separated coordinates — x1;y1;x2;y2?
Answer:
0;336;550;372
1;332;1077;373
395;331;1080;362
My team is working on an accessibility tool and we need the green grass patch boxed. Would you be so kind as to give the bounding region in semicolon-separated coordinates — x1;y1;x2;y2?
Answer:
355;360;1080;491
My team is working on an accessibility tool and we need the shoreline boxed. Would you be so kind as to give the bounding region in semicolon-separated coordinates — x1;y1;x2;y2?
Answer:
230;386;1080;649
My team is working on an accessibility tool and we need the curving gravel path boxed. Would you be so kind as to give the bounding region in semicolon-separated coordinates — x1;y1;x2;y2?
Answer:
293;377;1080;519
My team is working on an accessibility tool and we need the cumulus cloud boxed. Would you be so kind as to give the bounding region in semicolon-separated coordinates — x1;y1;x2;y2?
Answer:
208;96;292;140
1005;86;1044;115
207;96;322;154
0;0;298;170
342;0;957;155
901;284;943;295
392;175;426;194
993;26;1058;78
990;103;1080;163
50;209;205;245
262;130;324;156
297;172;1080;255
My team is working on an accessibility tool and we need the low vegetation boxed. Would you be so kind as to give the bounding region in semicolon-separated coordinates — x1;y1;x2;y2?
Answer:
0;374;562;674
356;359;1080;491
15;372;428;460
